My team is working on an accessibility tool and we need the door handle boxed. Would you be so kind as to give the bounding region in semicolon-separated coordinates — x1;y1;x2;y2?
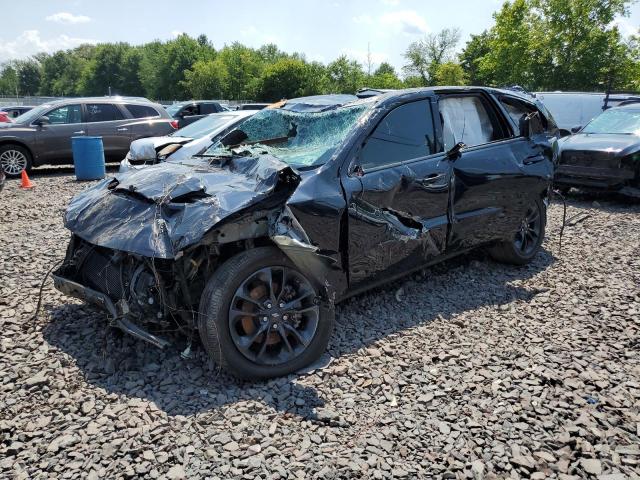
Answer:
73;130;85;135
421;173;446;185
420;173;448;191
116;127;129;132
523;154;545;165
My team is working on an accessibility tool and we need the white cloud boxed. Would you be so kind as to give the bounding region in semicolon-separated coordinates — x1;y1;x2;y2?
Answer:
170;30;184;38
0;30;96;62
45;12;91;24
353;14;374;25
379;10;429;35
381;0;400;5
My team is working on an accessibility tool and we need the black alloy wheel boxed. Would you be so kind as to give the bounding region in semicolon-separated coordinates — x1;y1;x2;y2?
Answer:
514;205;542;256
198;247;333;379
228;266;320;366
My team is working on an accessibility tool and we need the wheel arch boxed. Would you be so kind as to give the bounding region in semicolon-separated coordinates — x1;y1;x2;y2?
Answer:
0;139;34;161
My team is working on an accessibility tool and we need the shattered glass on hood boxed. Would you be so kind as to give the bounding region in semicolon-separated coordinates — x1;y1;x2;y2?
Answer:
206;101;372;168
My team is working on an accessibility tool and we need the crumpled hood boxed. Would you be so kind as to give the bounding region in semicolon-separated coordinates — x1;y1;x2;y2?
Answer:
561;133;640;157
128;135;192;161
65;155;300;258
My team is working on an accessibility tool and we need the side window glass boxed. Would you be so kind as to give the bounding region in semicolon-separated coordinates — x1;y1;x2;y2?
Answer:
439;96;500;149
360;100;434;171
125;104;159;119
86;104;124;123
200;103;217;114
499;97;535;136
46;105;82;125
183;105;198;116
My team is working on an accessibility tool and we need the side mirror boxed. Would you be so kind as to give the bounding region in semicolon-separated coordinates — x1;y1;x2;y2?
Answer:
519;114;530;138
35;116;50;126
570;125;582;134
519;111;544;137
446;142;466;160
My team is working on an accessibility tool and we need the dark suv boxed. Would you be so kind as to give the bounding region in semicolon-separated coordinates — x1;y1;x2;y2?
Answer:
165;101;226;128
54;88;559;380
0;97;176;177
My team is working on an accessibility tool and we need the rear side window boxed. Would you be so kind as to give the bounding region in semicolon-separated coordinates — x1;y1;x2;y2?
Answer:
499;97;541;136
200;103;219;114
86;104;124;122
360;100;435;171
125;104;159;119
46;104;82;124
439;96;503;149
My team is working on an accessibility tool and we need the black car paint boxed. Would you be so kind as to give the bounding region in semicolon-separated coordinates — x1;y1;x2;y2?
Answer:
54;87;557;345
556;132;640;195
169;101;226;128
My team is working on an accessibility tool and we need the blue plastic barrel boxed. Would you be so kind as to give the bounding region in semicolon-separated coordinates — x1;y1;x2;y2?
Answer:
72;136;106;181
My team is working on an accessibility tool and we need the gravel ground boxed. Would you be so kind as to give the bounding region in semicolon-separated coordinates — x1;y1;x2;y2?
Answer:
1;173;639;480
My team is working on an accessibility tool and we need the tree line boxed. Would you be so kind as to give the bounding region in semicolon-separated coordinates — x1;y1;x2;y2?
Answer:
0;0;638;102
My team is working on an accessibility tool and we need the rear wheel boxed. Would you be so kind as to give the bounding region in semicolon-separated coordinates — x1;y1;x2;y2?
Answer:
198;247;334;380
489;198;546;265
0;144;32;177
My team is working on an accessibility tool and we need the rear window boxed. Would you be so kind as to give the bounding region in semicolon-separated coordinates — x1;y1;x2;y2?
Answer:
125;104;159;119
86;104;124;122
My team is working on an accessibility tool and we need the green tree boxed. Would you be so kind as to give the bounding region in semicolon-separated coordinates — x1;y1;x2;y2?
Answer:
39;45;94;96
16;59;41;96
78;43;144;96
468;0;638;91
182;59;229;99
0;63;19;96
403;28;461;86
459;31;491;85
257;58;313;101
139;35;215;100
434;62;469;85
326;55;365;93
218;42;263;100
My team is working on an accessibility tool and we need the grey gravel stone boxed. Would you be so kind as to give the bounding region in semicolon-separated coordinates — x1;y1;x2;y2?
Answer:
1;174;639;479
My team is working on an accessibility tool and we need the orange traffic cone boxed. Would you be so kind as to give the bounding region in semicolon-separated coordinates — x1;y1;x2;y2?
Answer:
19;170;34;189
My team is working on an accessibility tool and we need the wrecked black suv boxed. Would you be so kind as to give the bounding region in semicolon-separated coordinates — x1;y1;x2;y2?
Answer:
54;88;558;379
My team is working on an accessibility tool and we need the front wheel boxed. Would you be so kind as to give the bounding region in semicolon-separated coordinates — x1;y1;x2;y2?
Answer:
198;247;334;380
0;144;32;178
489;198;546;265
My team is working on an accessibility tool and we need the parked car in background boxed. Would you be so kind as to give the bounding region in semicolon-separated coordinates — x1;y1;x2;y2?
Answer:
536;92;640;136
165;101;227;128
54;87;558;379
0;112;12;123
555;103;640;198
0;97;176;177
120;110;255;172
237;103;270;111
0;106;34;120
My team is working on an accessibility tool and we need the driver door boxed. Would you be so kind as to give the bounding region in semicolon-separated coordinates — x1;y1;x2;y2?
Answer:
341;98;451;289
34;104;85;163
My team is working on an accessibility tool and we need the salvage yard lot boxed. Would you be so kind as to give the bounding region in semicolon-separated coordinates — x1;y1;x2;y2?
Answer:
1;173;639;479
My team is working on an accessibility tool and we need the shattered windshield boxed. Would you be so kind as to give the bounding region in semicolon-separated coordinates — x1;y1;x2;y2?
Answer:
582;108;640;135
205;102;371;167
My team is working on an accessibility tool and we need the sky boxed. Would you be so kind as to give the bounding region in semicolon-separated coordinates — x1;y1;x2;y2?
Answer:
1;0;639;72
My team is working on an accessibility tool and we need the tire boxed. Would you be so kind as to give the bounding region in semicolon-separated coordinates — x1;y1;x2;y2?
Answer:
489;198;546;265
0;144;32;178
198;246;334;380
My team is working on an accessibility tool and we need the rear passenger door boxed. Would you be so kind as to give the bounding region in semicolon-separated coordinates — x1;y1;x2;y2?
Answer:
179;104;202;127
84;103;132;159
124;104;166;140
437;92;545;251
